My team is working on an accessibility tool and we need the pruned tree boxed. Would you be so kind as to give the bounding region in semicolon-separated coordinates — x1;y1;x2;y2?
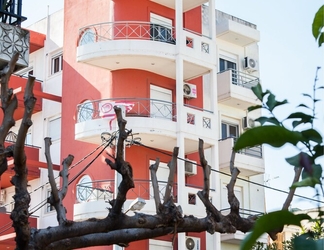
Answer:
0;53;313;250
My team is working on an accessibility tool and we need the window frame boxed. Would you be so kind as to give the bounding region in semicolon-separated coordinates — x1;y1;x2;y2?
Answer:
51;53;63;75
46;189;55;213
221;121;239;140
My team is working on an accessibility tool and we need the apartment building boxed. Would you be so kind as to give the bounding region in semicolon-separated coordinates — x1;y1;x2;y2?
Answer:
0;0;265;249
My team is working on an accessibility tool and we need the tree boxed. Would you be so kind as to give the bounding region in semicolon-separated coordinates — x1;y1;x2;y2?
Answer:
0;53;267;249
2;5;323;249
238;6;324;249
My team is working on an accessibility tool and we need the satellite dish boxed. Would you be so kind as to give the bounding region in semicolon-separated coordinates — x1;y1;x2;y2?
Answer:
185;237;195;250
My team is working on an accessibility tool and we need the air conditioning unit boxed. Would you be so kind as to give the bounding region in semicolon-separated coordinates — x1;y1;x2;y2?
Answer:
185;236;200;250
0;189;6;205
242;116;255;129
183;83;197;99
185;159;197;176
244;57;258;71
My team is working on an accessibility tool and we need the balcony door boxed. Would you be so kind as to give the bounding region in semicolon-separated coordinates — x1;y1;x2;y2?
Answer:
150;85;172;120
150;13;173;43
149;161;170;201
220;58;237;84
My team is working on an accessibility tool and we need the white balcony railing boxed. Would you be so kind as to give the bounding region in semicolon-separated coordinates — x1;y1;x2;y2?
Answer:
218;69;259;89
76;98;213;129
78;21;176;45
78;22;212;56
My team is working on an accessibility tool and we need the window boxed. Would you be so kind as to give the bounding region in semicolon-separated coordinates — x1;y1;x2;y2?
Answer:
49;117;61;141
76;175;93;202
221;122;238;139
46;189;55;213
77;100;94;122
219;58;237;83
25;128;32;145
51;54;63;75
79;29;96;45
150;13;174;44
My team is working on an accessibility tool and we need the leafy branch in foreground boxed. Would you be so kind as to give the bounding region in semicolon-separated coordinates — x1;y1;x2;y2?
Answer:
235;68;323;250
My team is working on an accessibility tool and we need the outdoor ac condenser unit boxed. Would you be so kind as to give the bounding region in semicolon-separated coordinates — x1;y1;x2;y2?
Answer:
185;159;197;176
185;236;200;250
183;83;197;99
244;57;258;71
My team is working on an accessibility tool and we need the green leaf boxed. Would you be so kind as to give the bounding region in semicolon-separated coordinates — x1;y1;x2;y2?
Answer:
316;86;324;90
240;211;310;250
294;234;324;250
302;93;313;99
287;112;313;121
312;5;324;47
301;164;322;181
285;152;311;168
251;83;263;101
319;32;324;47
301;129;323;143
248;105;262;112
234;126;304;151
275;99;288;108
266;93;276;111
292;120;303;128
287;112;314;128
255;117;280;126
291;177;320;188
297;104;311;109
313;145;324;159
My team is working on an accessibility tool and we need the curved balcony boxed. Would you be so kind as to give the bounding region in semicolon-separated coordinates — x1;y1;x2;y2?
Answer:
76;22;214;80
217;69;261;110
75;98;216;153
150;0;209;12
73;179;214;221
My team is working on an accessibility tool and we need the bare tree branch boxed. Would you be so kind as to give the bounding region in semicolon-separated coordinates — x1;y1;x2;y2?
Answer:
149;158;161;213
164;147;178;203
0;53;20;175
45;137;74;225
105;106;134;216
10;74;36;249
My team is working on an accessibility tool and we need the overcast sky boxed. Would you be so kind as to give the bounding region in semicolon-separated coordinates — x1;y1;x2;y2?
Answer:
21;0;324;211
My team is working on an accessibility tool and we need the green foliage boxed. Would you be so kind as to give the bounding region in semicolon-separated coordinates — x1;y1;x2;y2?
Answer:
241;211;311;250
312;5;324;47
236;69;323;248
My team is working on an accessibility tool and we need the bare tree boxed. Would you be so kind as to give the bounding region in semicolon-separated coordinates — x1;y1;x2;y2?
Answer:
0;54;300;249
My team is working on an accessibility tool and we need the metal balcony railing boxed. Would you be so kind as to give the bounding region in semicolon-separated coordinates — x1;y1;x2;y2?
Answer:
75;179;178;203
76;98;177;123
220;207;264;218
218;69;259;89
78;21;176;46
220;137;263;158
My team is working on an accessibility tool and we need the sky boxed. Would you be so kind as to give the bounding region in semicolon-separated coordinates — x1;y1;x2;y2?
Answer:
21;1;324;211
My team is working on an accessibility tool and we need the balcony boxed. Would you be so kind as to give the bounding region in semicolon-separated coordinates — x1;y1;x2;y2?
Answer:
1;132;60;189
9;75;42;120
74;179;212;221
216;10;260;46
150;0;208;12
76;22;213;80
217;69;260;110
220;208;266;244
75;98;215;154
0;213;37;248
218;137;264;176
0;23;29;72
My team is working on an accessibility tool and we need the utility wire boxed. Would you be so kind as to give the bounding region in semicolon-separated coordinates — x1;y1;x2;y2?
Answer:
135;141;324;205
